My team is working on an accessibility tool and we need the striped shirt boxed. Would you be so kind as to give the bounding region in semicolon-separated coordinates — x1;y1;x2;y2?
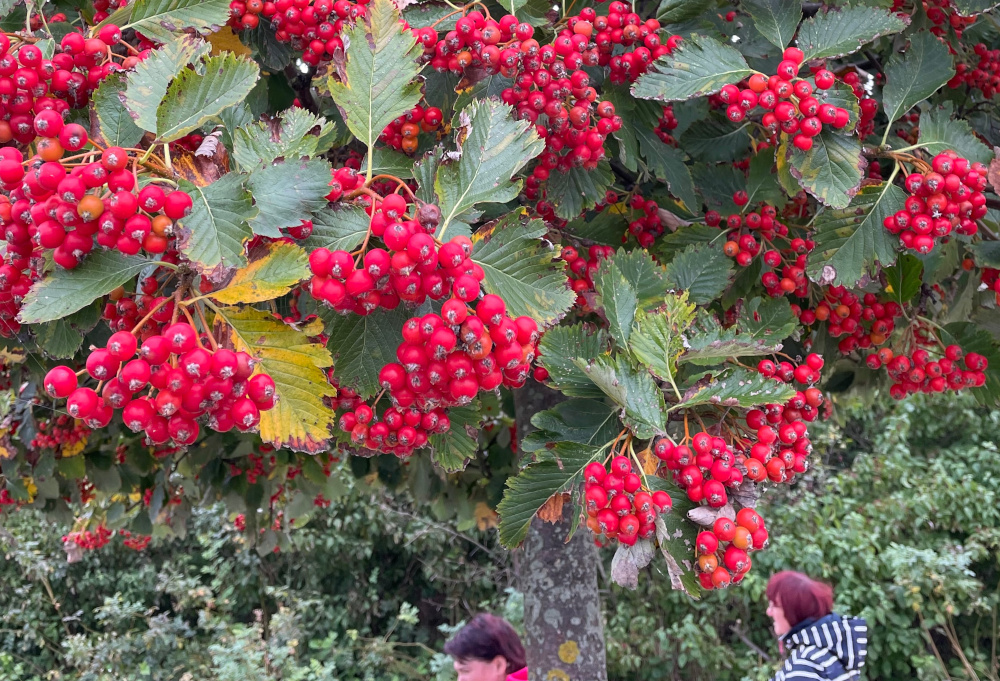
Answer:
771;614;868;681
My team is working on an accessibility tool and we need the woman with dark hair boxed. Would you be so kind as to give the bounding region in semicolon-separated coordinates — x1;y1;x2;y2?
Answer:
443;613;528;681
765;571;869;681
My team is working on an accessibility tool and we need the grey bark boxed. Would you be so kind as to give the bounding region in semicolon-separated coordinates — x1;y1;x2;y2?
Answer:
514;380;608;681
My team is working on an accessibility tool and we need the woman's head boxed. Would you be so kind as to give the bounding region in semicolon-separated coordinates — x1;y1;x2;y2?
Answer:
443;613;526;681
765;570;834;637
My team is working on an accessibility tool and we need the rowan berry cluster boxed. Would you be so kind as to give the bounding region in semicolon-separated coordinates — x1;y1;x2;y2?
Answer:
0;28;133;145
874;343;988;398
883;152;987;252
799;288;904;354
31;415;90;453
653;105;678;145
583;457;672;546
694;508;767;589
243;0;368;64
63;524;111;550
655;434;744;508
840;70;878;138
339;295;539;455
716;47;851;151
915;0;976;38
120;530;152;550
308;196;475;314
949;43;1000;98
379;104;444;154
42;321;277;446
560;243;614;307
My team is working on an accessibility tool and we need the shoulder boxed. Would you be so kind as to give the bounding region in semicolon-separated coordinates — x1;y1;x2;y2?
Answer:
771;647;847;681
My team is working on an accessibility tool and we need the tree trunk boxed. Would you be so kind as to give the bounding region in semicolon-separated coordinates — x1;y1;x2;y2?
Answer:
514;380;608;681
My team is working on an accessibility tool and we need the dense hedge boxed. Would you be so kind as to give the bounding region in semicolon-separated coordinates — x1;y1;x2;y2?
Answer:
1;392;997;680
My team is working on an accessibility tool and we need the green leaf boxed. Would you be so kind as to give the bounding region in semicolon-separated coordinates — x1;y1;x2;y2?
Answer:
522;399;620;452
796;6;908;62
232;107;334;170
302;204;370;253
656;0;707;22
537;324;609;399
680;118;751;163
428;99;543;240
806;181;905;287
211;241;310;304
631;34;752;102
882;31;954;125
123;35;210;134
968;241;1000;269
610;248;672;309
176;174;256;276
471;215;574;326
402;2;459;29
93;73;144;148
34;303;101;359
574;354;666;438
634;126;697;210
653;491;701;598
746;150;785;207
663;243;734;305
787;128;865;209
18;252;154;324
594;259;640;347
629;296;697;383
219;307;336;453
325;306;411;399
101;0;232;44
242;24;294;71
545;161;614;220
951;0;1000;15
566;203;629;246
918;103;993;165
497;441;599;548
361;148;415;180
737;296;798;340
327;0;423;163
156;52;260;142
884;254;923;305
679;367;796;409
682;309;785;364
247;158;333;237
429;403;480;472
652;225;723;260
744;0;802;49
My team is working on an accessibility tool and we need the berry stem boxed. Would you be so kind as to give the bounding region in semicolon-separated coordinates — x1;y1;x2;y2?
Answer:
130;296;171;335
193;302;219;351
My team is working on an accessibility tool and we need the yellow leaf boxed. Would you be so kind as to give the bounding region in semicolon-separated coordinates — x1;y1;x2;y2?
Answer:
218;306;337;452
61;435;87;458
207;28;253;59
212;241;311;304
474;501;498;531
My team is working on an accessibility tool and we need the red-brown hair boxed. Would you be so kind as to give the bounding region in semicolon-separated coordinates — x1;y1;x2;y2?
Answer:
443;613;526;674
766;571;835;628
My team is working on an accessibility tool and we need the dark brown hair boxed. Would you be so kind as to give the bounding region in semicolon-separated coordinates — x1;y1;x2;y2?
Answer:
443;613;526;674
766;570;835;629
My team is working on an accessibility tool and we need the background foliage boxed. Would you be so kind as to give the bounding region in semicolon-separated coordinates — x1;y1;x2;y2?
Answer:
1;392;996;681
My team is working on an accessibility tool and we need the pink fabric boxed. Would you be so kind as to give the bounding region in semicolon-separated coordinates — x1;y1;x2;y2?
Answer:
507;668;528;681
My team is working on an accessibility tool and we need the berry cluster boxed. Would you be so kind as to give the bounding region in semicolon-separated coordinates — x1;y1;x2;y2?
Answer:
655;434;744;508
246;0;367;65
950;43;1000;98
560;243;614;308
308;196;474;314
840;70;878;138
716;48;851;151
339;295;538;455
379;104;444;154
583;457;672;546
883;152;987;252
0;29;133;146
621;192;666;247
31;414;90;455
63;524;112;551
876;343;988;398
800;288;904;354
653;105;678;145
916;0;976;38
120;530;152;550
694;508;767;589
42;321;277;446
